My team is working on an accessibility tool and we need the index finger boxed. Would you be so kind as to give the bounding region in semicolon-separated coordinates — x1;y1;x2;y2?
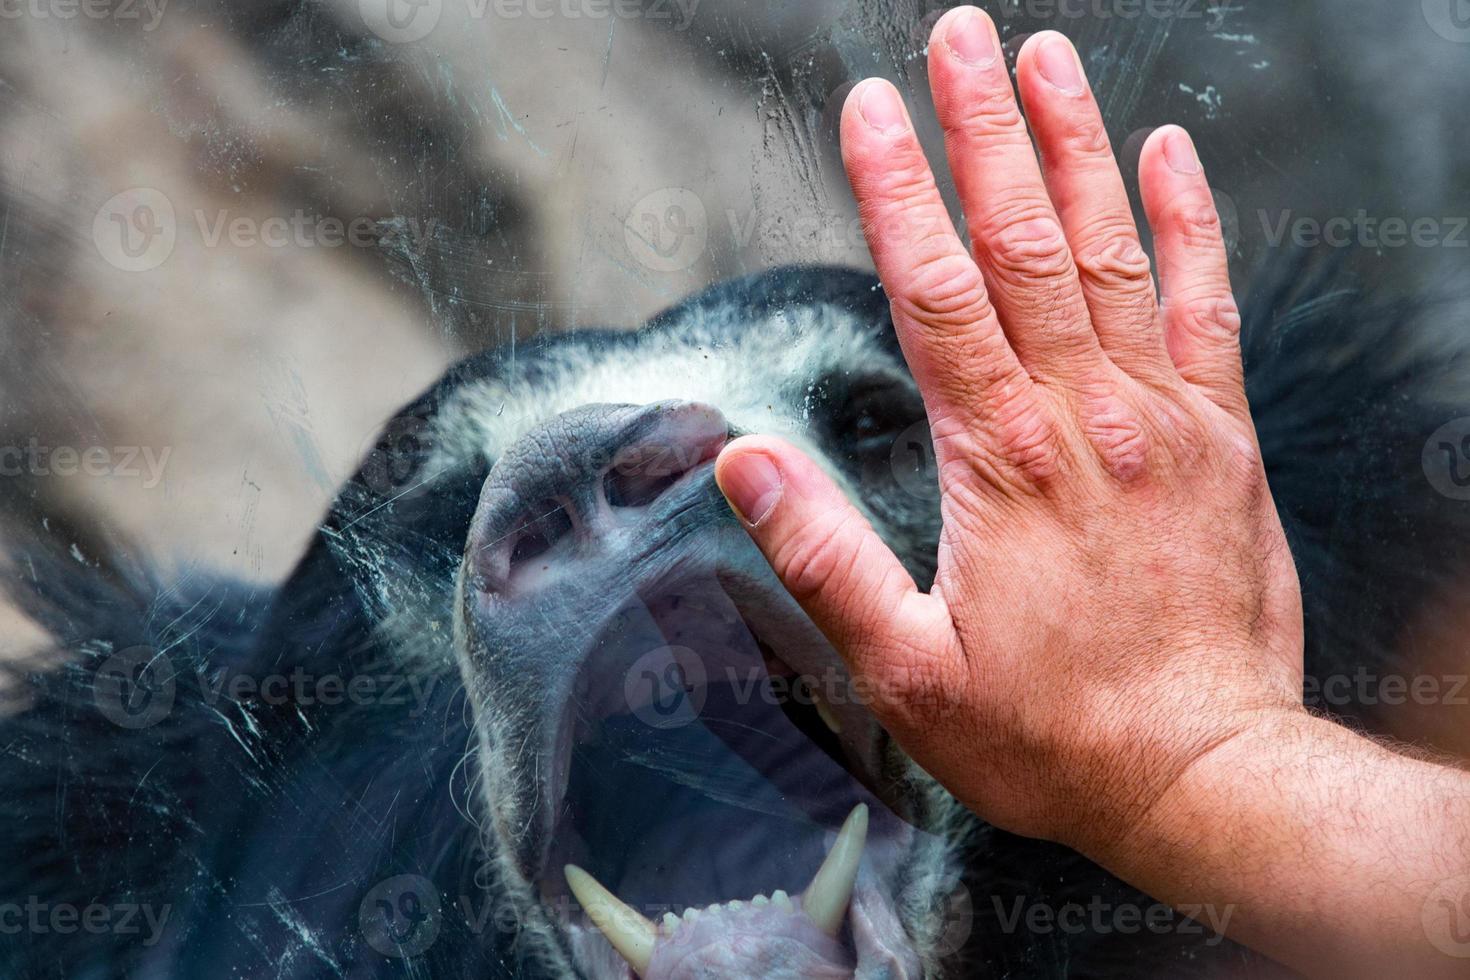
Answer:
840;77;1033;429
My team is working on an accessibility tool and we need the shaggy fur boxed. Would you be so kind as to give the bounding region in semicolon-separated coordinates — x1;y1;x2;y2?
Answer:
2;261;1467;978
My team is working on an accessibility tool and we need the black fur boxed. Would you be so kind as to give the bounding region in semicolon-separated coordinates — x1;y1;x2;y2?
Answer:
2;260;1466;978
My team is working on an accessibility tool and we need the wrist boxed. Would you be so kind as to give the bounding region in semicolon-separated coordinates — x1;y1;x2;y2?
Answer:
1051;687;1306;861
1076;704;1470;977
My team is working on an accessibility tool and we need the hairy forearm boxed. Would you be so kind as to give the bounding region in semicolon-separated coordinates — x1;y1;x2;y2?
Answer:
1086;708;1470;977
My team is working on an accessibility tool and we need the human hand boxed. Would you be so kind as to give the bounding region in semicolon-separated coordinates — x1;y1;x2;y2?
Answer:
715;8;1305;854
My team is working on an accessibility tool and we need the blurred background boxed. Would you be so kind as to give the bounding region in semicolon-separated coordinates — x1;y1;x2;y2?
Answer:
0;0;1467;647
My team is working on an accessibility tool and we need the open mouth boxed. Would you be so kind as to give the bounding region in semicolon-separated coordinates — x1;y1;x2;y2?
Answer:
532;580;927;979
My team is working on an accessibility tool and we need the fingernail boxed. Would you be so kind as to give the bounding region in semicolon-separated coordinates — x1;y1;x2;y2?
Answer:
858;81;907;134
1036;34;1083;94
721;453;783;525
945;10;996;67
1164;127;1201;174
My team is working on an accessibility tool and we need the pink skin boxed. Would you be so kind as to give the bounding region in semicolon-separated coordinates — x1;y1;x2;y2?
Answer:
716;7;1470;979
643;900;848;980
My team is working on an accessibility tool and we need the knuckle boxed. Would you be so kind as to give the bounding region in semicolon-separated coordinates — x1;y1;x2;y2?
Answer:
1221;430;1265;489
981;205;1074;287
1169;292;1242;346
1169;200;1226;250
860;168;944;233
987;390;1064;484
1078;389;1151;483
1074;233;1154;297
943;87;1027;142
1054;117;1112;158
899;253;995;329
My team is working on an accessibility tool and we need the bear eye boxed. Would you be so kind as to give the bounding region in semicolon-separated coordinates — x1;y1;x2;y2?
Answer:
824;376;924;455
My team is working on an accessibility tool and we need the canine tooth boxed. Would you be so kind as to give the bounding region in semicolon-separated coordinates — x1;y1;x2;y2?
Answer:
563;865;655;973
772;890;794;913
801;804;868;937
751;894;769;907
662;912;680;934
813;693;843;734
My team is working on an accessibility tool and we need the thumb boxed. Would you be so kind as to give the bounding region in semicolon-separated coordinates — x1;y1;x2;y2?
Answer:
714;435;954;694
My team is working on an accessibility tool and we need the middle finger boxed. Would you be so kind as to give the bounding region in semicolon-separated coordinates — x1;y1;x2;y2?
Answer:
927;7;1104;386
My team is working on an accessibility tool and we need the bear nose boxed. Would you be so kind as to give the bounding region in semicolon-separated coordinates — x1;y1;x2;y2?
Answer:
469;401;729;595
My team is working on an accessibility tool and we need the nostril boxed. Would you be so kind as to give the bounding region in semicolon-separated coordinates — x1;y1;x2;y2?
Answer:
604;465;684;508
508;500;573;566
604;434;719;509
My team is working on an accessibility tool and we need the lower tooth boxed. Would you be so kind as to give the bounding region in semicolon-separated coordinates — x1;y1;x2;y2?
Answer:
563;865;655;974
801;804;868;937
